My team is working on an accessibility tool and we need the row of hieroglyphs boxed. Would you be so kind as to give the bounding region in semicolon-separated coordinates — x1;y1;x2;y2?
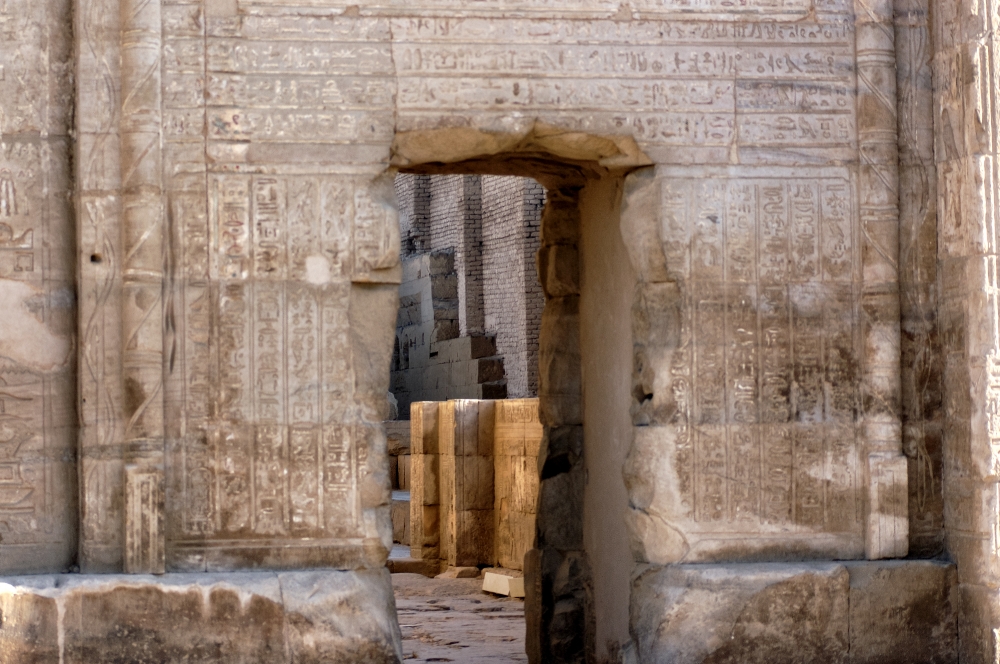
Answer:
154;12;856;150
235;0;828;13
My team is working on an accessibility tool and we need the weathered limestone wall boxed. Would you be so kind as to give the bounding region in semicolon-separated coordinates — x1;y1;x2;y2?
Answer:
0;0;77;574
896;0;944;559
932;0;1000;661
0;569;403;663
494;398;542;571
2;0;970;659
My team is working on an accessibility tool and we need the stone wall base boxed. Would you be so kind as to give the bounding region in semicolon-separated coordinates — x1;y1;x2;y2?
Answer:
0;568;402;663
632;560;957;664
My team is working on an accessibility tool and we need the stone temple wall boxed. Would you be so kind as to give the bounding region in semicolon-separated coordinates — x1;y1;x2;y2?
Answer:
0;0;76;574
2;0;999;660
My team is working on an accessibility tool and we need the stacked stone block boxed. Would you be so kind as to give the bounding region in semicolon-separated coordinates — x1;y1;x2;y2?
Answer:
494;399;543;570
393;334;509;416
408;398;541;572
439;400;496;567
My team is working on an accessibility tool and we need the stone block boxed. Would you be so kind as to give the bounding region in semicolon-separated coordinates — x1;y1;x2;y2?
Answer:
428;249;454;276
846;560;957;664
0;571;401;663
956;583;1000;664
388;456;398;489
483;570;526;598
428;335;497;363
477;357;506;383
398;454;411;491
391;492;411;546
384;421;411;456
494;399;541;571
481;381;508;399
632;563;850;664
632;561;959;664
538;244;580;299
430;273;459;300
386;556;438;577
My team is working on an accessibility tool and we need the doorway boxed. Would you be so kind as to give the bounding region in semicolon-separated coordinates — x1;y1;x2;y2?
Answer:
380;135;642;662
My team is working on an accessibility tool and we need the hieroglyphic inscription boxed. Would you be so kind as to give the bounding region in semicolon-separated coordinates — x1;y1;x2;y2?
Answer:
664;174;860;533
391;14;856;156
240;0;819;14
172;175;365;552
0;151;38;280
0;362;46;531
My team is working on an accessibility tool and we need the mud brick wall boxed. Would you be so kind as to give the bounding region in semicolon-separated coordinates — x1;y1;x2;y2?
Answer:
482;176;546;398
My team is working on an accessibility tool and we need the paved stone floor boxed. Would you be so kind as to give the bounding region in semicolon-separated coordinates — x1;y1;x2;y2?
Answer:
392;573;528;663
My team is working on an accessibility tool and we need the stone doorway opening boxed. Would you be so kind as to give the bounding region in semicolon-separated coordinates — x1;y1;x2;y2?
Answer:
384;170;548;664
382;127;648;663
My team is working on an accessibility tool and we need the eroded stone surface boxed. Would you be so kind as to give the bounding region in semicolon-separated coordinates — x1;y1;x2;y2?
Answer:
632;560;957;664
0;0;978;659
0;569;401;663
0;0;77;575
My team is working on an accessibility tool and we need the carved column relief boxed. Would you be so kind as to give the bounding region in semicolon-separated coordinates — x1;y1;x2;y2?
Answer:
76;0;125;572
895;0;943;557
855;0;907;559
156;9;399;570
120;0;165;573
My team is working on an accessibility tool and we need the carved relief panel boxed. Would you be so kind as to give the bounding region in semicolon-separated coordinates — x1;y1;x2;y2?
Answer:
0;0;76;573
625;168;869;561
160;6;399;571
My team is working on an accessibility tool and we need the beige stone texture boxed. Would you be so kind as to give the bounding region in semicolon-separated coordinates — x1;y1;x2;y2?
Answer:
392;492;411;546
408;397;541;571
0;0;77;575
494;399;542;570
439;399;495;568
0;569;402;663
410;401;441;562
0;0;986;657
632;560;957;664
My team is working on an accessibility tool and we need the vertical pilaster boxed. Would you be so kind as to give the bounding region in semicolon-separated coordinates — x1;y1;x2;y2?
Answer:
120;0;165;573
76;0;125;572
896;0;944;557
410;401;442;564
856;0;908;559
933;0;1000;660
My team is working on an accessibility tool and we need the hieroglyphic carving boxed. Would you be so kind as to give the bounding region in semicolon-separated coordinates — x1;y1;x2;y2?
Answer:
239;0;814;14
0;363;49;538
168;175;372;565
0;159;35;279
124;443;165;573
656;172;863;542
391;12;857;163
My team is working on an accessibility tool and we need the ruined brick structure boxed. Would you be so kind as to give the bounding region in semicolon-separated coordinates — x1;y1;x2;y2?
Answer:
391;174;545;413
1;0;1000;661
